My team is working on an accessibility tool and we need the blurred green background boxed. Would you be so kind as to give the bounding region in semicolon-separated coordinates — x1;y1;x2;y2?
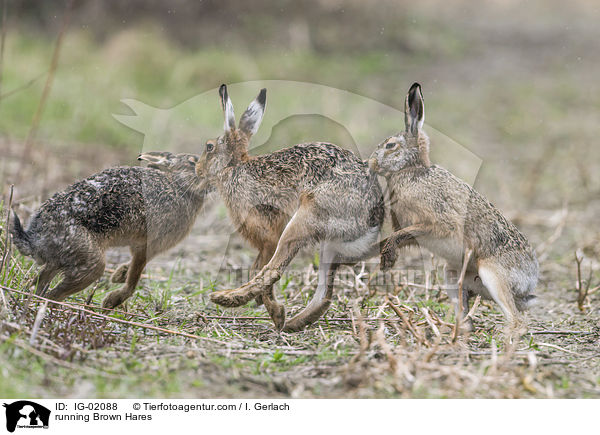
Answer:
1;0;599;222
1;0;600;400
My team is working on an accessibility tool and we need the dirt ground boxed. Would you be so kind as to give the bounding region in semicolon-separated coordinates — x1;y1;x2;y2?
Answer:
1;135;599;399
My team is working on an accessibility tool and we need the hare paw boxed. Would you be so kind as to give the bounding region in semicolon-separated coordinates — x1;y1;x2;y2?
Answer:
111;263;129;283
457;316;474;333
380;242;398;271
282;312;318;332
282;316;306;333
210;282;264;307
102;290;128;309
263;293;286;331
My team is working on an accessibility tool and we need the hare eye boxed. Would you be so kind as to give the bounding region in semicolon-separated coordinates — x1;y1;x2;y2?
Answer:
206;143;214;152
385;142;396;150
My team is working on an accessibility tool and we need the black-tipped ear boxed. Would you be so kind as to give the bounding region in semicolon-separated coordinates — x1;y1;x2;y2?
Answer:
238;88;267;137
257;88;266;106
219;84;236;132
404;82;424;136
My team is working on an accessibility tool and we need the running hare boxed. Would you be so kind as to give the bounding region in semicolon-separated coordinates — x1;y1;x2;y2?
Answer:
10;152;207;308
196;85;384;332
369;83;538;329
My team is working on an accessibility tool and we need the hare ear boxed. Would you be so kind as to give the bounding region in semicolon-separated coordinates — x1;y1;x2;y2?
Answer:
138;151;174;169
238;88;266;137
404;83;424;136
219;84;236;132
187;155;200;164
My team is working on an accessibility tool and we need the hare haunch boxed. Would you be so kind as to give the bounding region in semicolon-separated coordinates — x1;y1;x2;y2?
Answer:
197;85;384;332
10;152;207;308
369;83;538;329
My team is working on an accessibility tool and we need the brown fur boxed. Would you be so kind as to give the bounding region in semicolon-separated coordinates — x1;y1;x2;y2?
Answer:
197;85;384;331
369;83;538;328
10;152;207;308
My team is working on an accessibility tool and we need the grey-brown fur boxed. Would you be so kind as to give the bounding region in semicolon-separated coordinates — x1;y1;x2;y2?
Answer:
369;83;538;328
10;152;207;308
197;85;384;331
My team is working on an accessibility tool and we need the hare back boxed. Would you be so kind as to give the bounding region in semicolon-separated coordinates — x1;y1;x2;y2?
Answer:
226;142;372;189
25;167;204;262
221;142;384;240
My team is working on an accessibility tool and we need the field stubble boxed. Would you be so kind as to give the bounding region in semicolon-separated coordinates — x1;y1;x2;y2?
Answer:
0;138;599;398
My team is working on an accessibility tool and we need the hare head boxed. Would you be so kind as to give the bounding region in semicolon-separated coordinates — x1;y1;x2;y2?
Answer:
196;84;267;180
138;151;199;171
369;82;431;174
139;151;208;193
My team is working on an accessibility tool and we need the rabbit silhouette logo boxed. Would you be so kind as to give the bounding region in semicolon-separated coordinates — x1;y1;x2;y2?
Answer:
114;80;483;277
2;401;50;432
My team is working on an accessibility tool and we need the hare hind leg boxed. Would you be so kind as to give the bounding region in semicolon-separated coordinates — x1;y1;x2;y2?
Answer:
45;259;105;302
34;265;60;296
102;247;147;309
44;233;106;302
477;261;518;324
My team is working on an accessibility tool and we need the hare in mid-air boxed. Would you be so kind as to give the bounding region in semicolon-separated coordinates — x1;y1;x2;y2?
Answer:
196;84;384;332
10;152;207;309
369;83;538;330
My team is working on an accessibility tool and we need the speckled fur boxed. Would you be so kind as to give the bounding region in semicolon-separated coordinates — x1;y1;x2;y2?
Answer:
217;142;384;249
369;83;538;326
197;85;384;331
10;152;207;308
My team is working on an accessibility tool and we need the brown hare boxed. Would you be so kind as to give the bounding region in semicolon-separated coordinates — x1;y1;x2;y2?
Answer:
369;83;538;330
10;152;207;309
196;85;384;332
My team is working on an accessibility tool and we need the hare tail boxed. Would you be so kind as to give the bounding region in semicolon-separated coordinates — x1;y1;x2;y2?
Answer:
9;210;33;256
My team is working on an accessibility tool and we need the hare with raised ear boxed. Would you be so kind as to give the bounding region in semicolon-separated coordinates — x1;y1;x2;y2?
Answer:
369;83;538;330
196;84;384;332
10;151;207;309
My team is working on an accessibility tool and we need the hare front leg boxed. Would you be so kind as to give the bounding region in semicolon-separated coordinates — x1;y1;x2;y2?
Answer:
380;224;429;271
450;248;475;335
446;278;474;332
283;243;340;332
250;243;276;307
250;244;286;329
46;261;106;302
102;247;147;309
